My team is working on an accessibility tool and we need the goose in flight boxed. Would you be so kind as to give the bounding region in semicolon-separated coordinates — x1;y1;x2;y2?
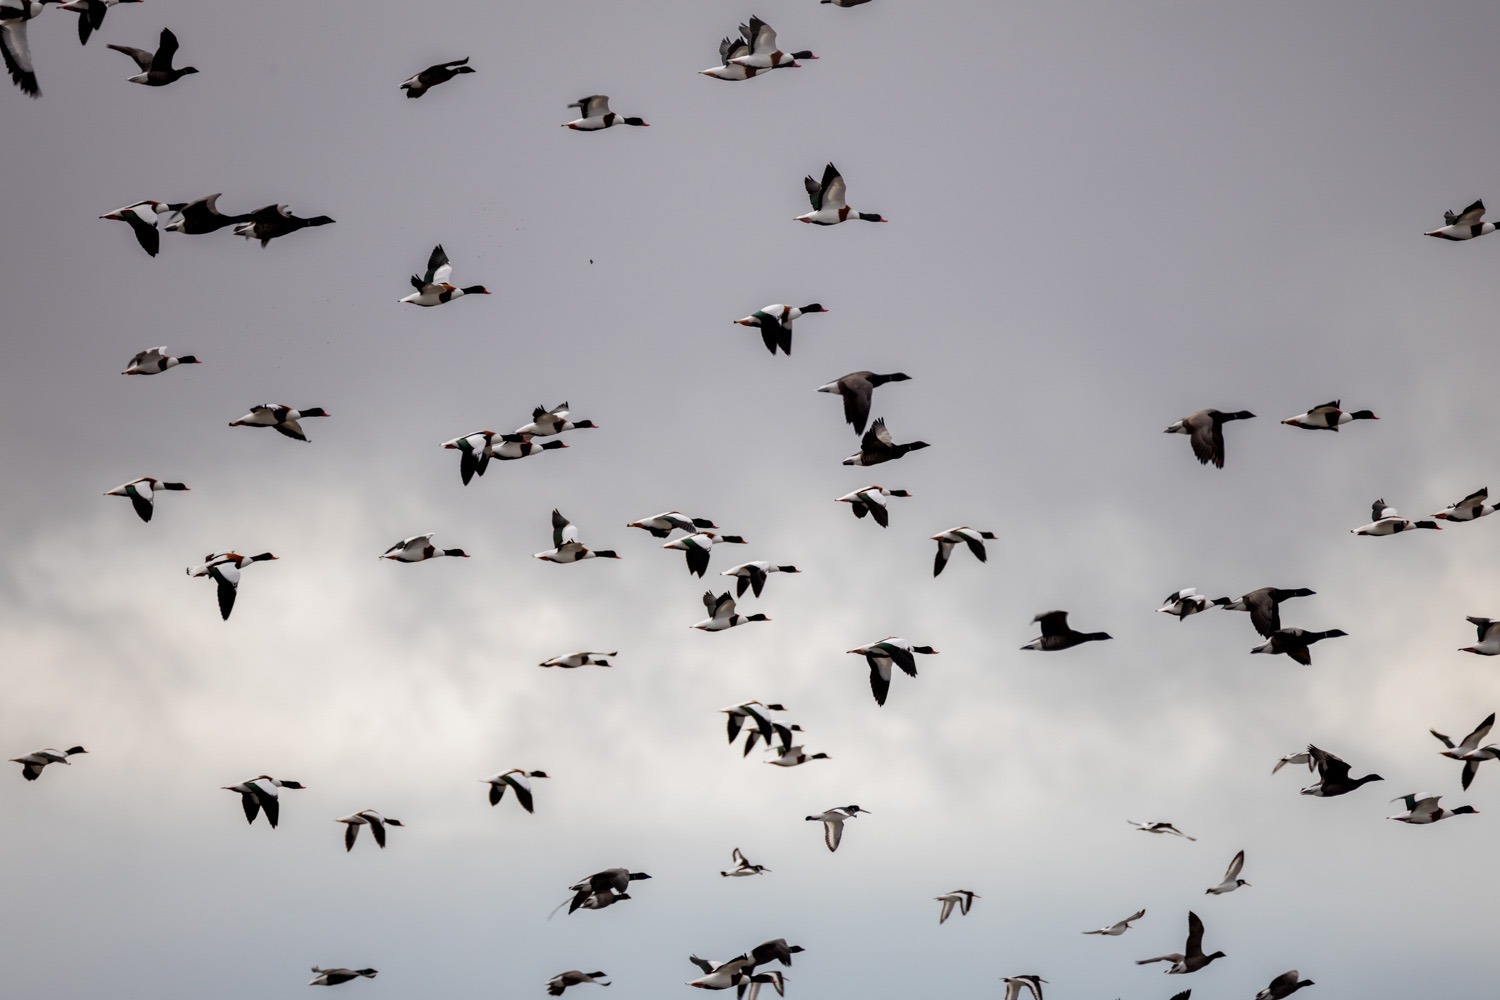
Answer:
1;0;44;97
734;303;827;356
805;804;869;852
1255;970;1315;1000
817;371;910;435
308;968;377;986
163;193;249;234
547;971;609;996
1082;909;1145;935
1250;628;1347;665
1135;911;1225;974
1163;408;1255;468
380;534;469;562
1128;819;1195;840
931;526;996;576
336;809;404;851
222;775;304;828
1431;711;1500;788
1425;199;1498;240
1218;586;1315;637
835;485;911;527
105;477;188;522
730;16;817;69
229;404;330;443
765;745;829;767
401;244;489;305
100;200;169;256
10;746;86;781
848;638;936;706
1022;611;1112;651
59;0;141;45
400;56;473;98
1204;850;1249;894
540;652;616;669
1271;750;1314;774
187;551;278;620
720;561;799;598
1281;399;1378;430
232;204;334;247
842;418;928;466
534;509;620;563
664;531;747;577
1434;486;1497;522
1300;745;1383;797
107;27;197;85
562;94;648;130
441;430;566;485
122;345;199;375
1350;499;1441;535
515;402;597;437
693;590;770;631
934;889;978;924
796;162;886;224
700;33;757;81
483;768;549;813
1388;792;1479;824
567;868;651;914
627;512;718;538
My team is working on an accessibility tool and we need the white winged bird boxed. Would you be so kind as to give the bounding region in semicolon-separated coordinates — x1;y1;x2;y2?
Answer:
805;804;869;852
1458;617;1500;655
1204;850;1249;894
1434;486;1497;522
1000;976;1048;1000
105;477;188;523
483;768;549;813
1157;588;1225;620
515;402;597;436
1135;911;1225;974
380;534;469;562
1281;399;1378;430
1431;711;1500;789
401;244;489;305
10;746;86;781
100;201;169;256
934;890;978;924
228;404;330;443
931;527;995;576
222;775;304;828
720;561;799;598
664;531;747;577
721;847;770;877
336;809;404;851
1350;499;1441;535
1425;199;1499;240
561;94;648;130
847;638;937;707
1388;792;1479;824
59;0;142;46
540;651;616;669
729;16;817;69
187;551;278;620
1082;909;1145;935
693;591;770;631
534;509;620;563
835;485;911;527
734;303;828;356
627;511;718;538
122;345;199;375
1;0;45;98
1128;819;1195;840
796;162;886;224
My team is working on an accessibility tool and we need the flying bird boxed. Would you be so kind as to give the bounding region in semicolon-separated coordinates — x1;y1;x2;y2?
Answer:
229;404;330;443
663;531;747;577
693;591;771;631
400;56;473;97
163;193;248;234
401;244;489;305
547;971;609;996
1;0;44;97
1204;850;1249;894
805;804;869;852
1350;499;1441;535
817;371;911;435
1163;408;1255;468
797;162;886;224
847;638;937;706
308;967;377;986
729;16;817;69
107;27;197;86
931;526;996;576
627;512;718;538
100;200;169;256
1022;610;1112;651
441;430;566;484
1218;587;1315;637
1082;909;1145;935
336;809;404;851
842;418;929;466
10;746;86;781
1135;911;1225;974
380;534;469;562
1430;712;1500;789
835;485;911;527
567;868;651;914
1433;486;1496;522
1388;792;1478;824
1128;820;1195;840
765;745;830;767
734;303;828;356
721;847;770;877
934;889;978;924
514;402;597;436
1301;745;1383;797
187;551;278;620
1250;628;1348;665
562;94;648;130
1281;399;1378;430
1425;199;1498;240
1157;588;1225;620
483;768;549;813
232;204;335;247
720;561;799;598
1255;971;1315;1000
1457;617;1500;655
1000;976;1048;1000
59;0;141;45
534;509;620;563
222;775;304;828
104;477;188;522
540;652;616;669
122;346;199;375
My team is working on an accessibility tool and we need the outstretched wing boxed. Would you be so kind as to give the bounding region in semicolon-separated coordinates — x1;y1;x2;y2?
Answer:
107;42;154;72
424;244;452;285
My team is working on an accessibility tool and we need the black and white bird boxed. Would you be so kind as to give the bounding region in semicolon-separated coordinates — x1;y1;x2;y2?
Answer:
627;511;718;538
401;56;473;97
1;0;44;97
1281;399;1378;430
1163;408;1255;468
440;430;566;485
514;403;597;437
1255;970;1315;1000
1204;850;1249;894
720;561;799;598
934;890;978;924
693;591;770;632
1425;199;1498;240
380;534;469;562
100;200;169;255
1388;792;1479;824
1000;976;1048;1000
104;476;188;522
187;551;278;620
57;0;140;45
842;418;929;466
1157;588;1225;620
721;701;798;756
930;526;995;576
10;746;86;781
1135;911;1225;974
1022;611;1112;651
1271;750;1314;774
562;94;648;130
847;638;937;707
222;775;304;828
1301;745;1383;797
232;204;334;247
534;510;620;563
721;847;770;877
122;345;198;375
163;193;248;234
229;404;330;443
734;303;828;356
400;244;489;305
567;868;652;914
540;652;616;669
1458;616;1500;655
1350;499;1441;535
1434;487;1497;522
308;968;377;986
1431;712;1500;789
336;809;404;851
547;971;609;996
817;371;911;435
664;531;747;577
729;16;817;69
107;27;197;85
1082;909;1145;936
1218;587;1315;637
1250;628;1347;665
483;768;549;813
835;485;911;527
1128;819;1195;840
796;163;886;224
805;804;869;852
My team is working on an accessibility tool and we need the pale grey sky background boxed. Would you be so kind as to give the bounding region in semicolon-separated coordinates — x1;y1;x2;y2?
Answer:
3;0;1500;997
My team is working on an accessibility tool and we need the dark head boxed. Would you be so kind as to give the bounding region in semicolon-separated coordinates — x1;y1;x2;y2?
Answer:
1454;806;1480;815
748;614;771;622
162;482;190;491
846;804;869;814
571;420;598;429
587;972;608;979
1278;588;1316;600
528;770;549;778
627;871;651;881
1351;410;1378;420
66;746;87;756
722;535;747;544
872;372;912;385
540;440;569;451
1415;520;1442;530
178;66;200;77
455;66;477;75
799;303;827;314
442;548;470;558
912;645;938;654
177;355;201;365
300;408;330;418
1224;410;1255;421
889;489;912;497
306;216;335;227
903;441;931;452
356;969;378;978
1356;773;1385;786
979;531;997;540
592;550;620;559
248;552;279;563
857;212;887;222
623;117;649;126
810;753;830;760
1320;628;1349;639
1085;632;1113;642
279;780;305;789
691;517;718;529
1208;951;1226;961
462;285;491;295
790;50;819;62
777;565;800;574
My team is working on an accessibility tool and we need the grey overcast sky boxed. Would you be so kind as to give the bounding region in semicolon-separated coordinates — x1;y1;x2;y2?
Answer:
4;0;1500;997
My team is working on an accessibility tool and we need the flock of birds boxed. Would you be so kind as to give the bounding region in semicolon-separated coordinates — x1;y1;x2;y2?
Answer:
7;2;1499;998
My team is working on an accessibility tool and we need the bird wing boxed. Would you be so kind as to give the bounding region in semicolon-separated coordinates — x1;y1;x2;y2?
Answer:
937;897;955;924
150;27;178;72
551;509;576;547
1455;199;1486;226
838;375;874;434
1244;591;1281;638
1371;498;1394;521
1035;610;1070;637
1456;487;1488;509
1184;911;1206;956
1462;712;1497;751
820;163;846;210
1283;639;1313;666
747;16;777;53
1308;744;1351;783
1430;728;1455;749
424;244;452;285
239;790;261;824
712;591;736;619
823;817;842;852
107;42;153;71
572;94;608;118
1223;849;1244;880
1188;414;1225;468
507;773;536;813
961;532;989;562
369;816;387;848
344;823;358;851
867;656;891;706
